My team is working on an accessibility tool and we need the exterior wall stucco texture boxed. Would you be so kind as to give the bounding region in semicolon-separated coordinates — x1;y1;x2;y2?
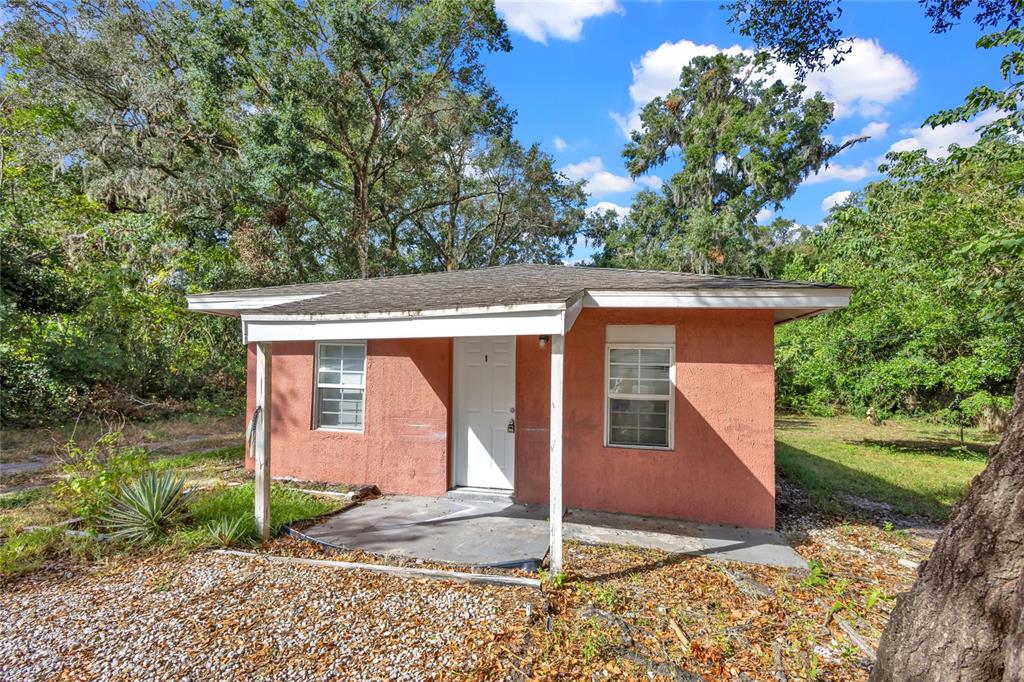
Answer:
245;339;452;496
514;308;777;529
245;307;775;528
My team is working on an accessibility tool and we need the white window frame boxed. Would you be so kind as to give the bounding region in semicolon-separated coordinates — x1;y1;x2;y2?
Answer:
314;341;367;433
604;342;675;451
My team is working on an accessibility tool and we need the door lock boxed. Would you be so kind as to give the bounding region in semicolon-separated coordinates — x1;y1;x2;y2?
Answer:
507;418;516;433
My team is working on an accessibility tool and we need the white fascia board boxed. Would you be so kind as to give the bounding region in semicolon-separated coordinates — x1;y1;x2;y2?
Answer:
241;300;568;322
562;293;585;334
186;293;327;316
242;308;567;343
583;288;851;310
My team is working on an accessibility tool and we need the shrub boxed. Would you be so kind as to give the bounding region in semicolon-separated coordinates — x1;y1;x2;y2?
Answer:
958;391;1012;432
102;471;190;545
203;516;253;548
54;431;148;522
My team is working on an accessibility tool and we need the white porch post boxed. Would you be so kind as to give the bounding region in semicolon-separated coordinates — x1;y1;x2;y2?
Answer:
255;342;272;541
548;333;564;575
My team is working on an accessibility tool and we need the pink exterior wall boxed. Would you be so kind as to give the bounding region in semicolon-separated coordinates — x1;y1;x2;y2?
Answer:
514;308;777;528
246;307;776;528
245;339;452;496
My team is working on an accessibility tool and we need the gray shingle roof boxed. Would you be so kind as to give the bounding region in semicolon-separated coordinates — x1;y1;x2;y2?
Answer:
196;264;844;317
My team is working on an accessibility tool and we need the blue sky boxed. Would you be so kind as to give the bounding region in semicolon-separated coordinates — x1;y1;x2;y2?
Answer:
483;1;1002;260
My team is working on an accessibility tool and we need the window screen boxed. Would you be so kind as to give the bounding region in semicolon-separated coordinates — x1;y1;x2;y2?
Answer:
316;343;366;430
606;346;673;448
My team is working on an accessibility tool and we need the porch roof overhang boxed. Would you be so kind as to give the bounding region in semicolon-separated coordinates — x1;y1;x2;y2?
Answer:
185;264;851;343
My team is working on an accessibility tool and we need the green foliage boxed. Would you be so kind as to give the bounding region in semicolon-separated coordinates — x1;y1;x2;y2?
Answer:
590;52;851;276
102;471;191;545
54;432;149;522
803;559;831;588
538;567;568;589
0;488;46;510
202;516;253;549
957;391;1013;426
777;140;1024;416
186;483;336;540
150;445;244;472
725;1;1024;159
0;0;586;426
0;526;105;580
725;0;849;77
0;527;63;578
865;587;893;610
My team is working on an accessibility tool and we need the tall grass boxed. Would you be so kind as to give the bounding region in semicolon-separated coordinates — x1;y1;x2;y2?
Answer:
179;483;337;546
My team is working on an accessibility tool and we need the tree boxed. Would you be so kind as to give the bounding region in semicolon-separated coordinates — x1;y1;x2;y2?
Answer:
400;129;587;271
875;362;1024;680
2;0;242;231
1;0;588;424
601;53;853;275
185;0;512;278
724;2;1024;678
776;141;1024;417
726;0;1024;136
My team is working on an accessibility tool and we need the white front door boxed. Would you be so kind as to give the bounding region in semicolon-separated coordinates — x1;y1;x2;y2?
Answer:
454;336;516;490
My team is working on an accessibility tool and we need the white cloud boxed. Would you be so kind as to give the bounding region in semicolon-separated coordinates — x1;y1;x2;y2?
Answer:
841;121;889;144
635;174;663;189
495;0;620;44
552;136;569;152
821;190;853;212
611;37;916;136
801;40;916;118
887;110;999;159
561;156;604;179
560;156;657;197
586;201;631;217
805;161;875;185
756;207;773;223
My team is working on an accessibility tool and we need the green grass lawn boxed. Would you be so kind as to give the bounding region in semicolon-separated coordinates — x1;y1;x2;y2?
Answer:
776;415;998;522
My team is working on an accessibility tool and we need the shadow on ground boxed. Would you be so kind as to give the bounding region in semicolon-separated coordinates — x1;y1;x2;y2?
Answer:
775;443;949;542
854;438;990;458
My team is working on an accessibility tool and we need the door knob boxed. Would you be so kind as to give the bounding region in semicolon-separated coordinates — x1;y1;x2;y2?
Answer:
507;418;515;433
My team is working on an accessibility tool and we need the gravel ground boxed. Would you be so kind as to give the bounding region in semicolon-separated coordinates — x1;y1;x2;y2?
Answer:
0;552;542;681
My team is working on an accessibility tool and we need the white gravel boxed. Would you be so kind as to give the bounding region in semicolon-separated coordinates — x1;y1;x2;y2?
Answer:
0;553;540;681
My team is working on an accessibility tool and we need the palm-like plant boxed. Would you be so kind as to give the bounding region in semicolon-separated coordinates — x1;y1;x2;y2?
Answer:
204;516;253;548
102;471;190;545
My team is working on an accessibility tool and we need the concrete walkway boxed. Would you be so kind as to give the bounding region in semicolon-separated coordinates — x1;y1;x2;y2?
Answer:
297;494;549;570
564;509;807;569
298;494;806;570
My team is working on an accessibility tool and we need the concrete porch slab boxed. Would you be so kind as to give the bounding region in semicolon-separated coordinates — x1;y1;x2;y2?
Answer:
298;496;806;571
564;509;807;569
297;494;549;570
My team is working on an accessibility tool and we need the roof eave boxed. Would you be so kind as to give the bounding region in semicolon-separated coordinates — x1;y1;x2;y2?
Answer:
186;292;328;317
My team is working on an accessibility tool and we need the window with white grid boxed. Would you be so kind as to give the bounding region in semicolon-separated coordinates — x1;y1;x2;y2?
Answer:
605;345;674;449
315;342;366;431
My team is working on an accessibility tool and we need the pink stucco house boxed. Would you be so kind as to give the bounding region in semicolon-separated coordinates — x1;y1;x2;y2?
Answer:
188;264;848;568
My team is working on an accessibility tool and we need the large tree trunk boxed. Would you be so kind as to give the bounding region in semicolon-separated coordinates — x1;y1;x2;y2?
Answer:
872;364;1024;681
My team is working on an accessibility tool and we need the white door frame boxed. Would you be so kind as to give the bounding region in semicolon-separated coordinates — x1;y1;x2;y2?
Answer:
452;336;516;490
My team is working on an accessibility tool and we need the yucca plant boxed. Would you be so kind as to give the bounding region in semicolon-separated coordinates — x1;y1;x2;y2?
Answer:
204;516;253;548
102;471;190;545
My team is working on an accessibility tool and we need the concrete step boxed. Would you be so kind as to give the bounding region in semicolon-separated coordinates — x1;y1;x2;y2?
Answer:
447;486;515;505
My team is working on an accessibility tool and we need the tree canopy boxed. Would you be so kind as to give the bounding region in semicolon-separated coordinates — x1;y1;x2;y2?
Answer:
589;52;851;276
776;139;1024;417
0;0;587;423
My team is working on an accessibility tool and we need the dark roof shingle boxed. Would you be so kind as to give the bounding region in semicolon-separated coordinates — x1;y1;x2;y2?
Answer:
201;264;843;317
